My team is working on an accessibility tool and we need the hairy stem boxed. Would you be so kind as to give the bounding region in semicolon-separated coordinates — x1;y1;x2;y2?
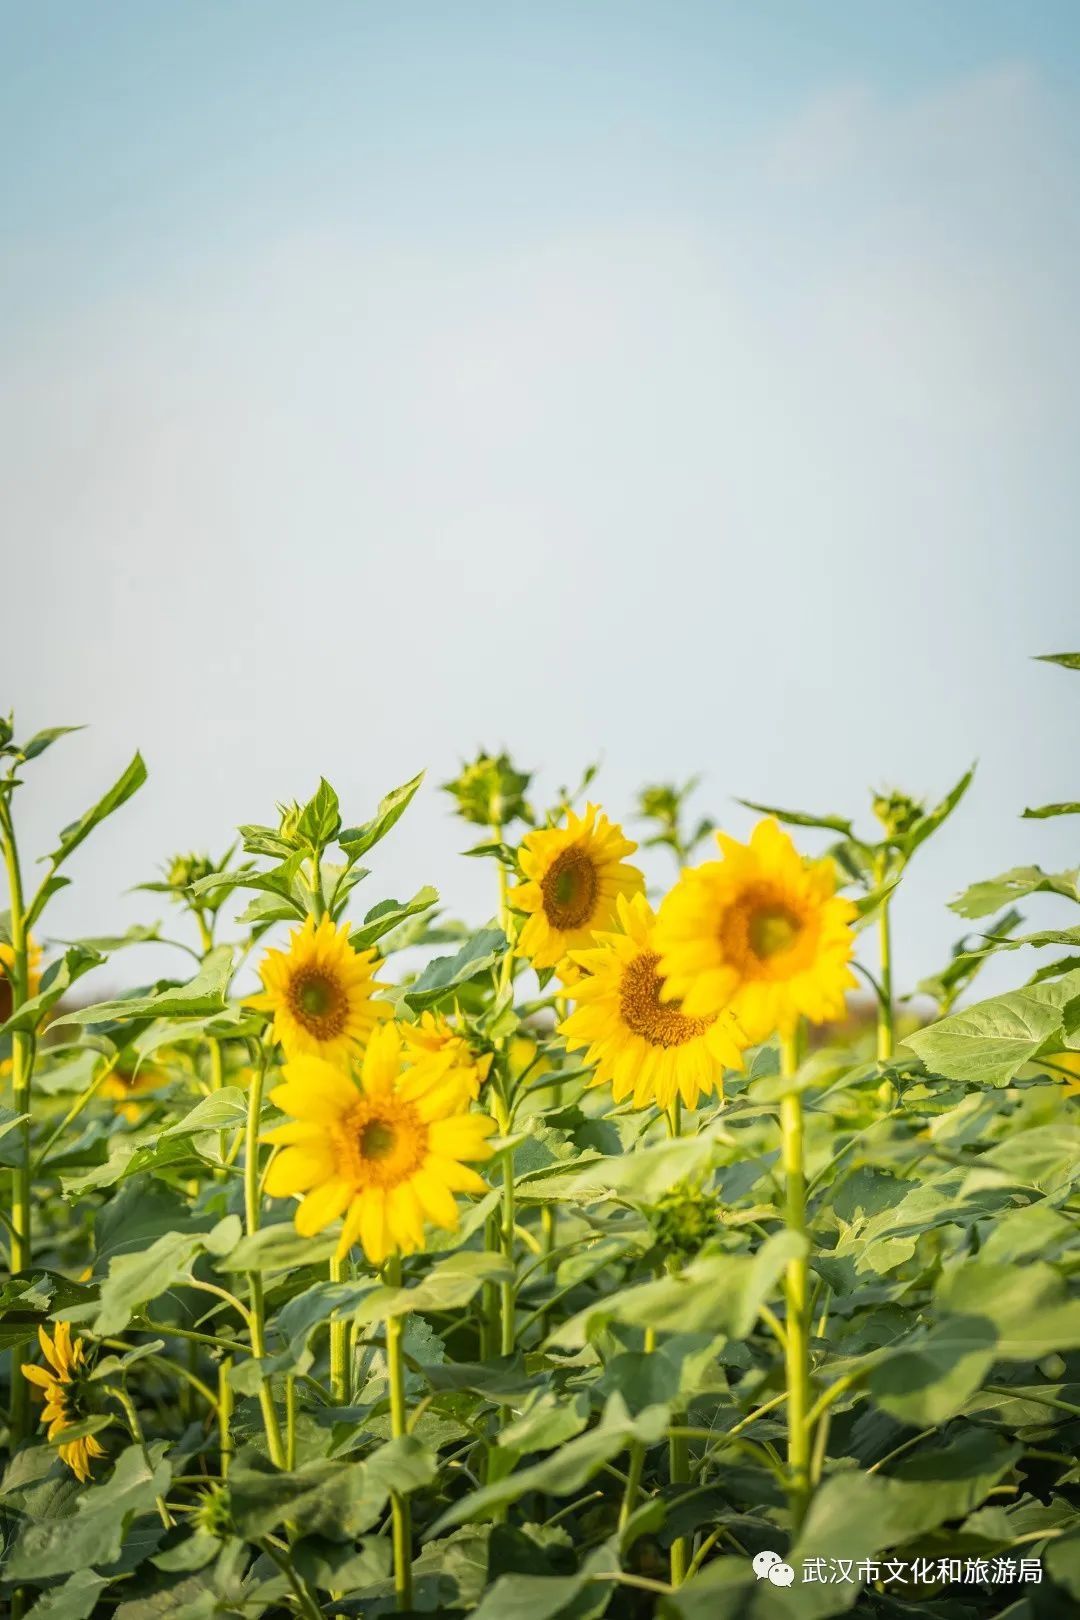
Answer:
385;1254;413;1611
780;1027;811;1530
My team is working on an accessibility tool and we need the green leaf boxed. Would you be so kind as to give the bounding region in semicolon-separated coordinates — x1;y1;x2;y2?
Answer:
48;752;147;869
23;1570;110;1618
353;1251;513;1325
229;1435;436;1539
19;725;85;763
89;1216;240;1335
349;886;439;951
297;776;341;847
902;969;1080;1085
428;1396;669;1534
550;1232;803;1348
1023;801;1080;819
950;865;1080;919
1036;651;1080;671
160;1087;249;1138
6;1441;171;1580
894;764;974;857
0;944;105;1036
471;1543;620;1620
338;769;425;860
219;1220;336;1274
404;927;507;1011
51;946;233;1028
734;798;853;836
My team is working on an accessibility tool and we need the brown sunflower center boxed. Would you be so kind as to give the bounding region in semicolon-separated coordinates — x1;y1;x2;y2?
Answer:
747;905;801;960
620;950;713;1047
541;845;600;930
341;1097;428;1189
289;969;348;1039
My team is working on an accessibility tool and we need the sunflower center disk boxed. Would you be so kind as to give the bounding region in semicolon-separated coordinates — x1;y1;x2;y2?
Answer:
290;970;348;1038
619;951;713;1047
748;906;801;961
344;1099;427;1188
541;846;599;929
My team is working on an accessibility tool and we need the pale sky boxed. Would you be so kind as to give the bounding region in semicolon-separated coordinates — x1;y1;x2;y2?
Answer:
4;3;1080;1001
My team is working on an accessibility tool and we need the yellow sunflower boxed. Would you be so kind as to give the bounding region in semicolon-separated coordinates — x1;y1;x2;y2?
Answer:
655;818;857;1040
511;804;644;973
101;1063;166;1122
263;1023;496;1266
560;893;747;1112
400;1011;492;1101
22;1322;104;1483
0;935;43;1021
250;914;389;1064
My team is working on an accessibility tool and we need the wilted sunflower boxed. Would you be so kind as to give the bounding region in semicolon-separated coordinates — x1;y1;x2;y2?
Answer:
511;804;644;973
655;818;856;1039
263;1023;495;1266
560;894;746;1111
250;914;389;1064
22;1322;104;1482
400;1011;492;1101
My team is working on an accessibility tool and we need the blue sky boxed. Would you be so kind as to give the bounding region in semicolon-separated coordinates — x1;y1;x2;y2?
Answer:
4;3;1080;1001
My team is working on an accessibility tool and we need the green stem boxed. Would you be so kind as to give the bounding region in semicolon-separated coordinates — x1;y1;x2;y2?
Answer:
495;1090;516;1356
329;1251;349;1404
780;1027;811;1531
1;795;34;1450
385;1254;413;1612
619;1324;656;1530
245;1047;285;1467
663;1100;690;1585
111;1385;173;1528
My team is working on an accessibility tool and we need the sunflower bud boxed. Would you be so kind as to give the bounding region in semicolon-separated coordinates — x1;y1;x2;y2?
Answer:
443;752;531;829
872;789;924;841
0;713;13;751
276;800;304;844
195;1481;236;1540
164;852;215;893
650;1182;721;1263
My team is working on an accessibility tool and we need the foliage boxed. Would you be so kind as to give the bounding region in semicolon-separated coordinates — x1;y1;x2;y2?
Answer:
3;666;1080;1619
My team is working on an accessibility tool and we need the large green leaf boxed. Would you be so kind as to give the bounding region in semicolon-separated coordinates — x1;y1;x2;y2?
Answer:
6;1442;171;1580
950;865;1080;919
404;927;507;1011
51;947;233;1029
902;970;1080;1085
228;1436;435;1539
87;1216;240;1335
349;886;439;951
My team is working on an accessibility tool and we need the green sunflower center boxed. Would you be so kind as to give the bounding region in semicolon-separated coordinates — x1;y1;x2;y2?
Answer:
748;906;801;960
359;1119;398;1161
541;845;599;930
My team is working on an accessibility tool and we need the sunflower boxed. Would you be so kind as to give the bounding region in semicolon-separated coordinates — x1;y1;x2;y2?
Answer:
400;1011;492;1101
21;1322;104;1483
250;914;390;1064
511;804;644;973
0;935;43;1024
101;1063;166;1122
560;894;747;1111
654;818;857;1040
263;1023;496;1266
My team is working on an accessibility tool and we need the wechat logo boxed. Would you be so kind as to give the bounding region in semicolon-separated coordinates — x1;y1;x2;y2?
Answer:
753;1549;796;1586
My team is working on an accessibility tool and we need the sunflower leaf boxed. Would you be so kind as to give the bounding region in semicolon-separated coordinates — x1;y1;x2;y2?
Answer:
338;770;425;862
404;927;507;1011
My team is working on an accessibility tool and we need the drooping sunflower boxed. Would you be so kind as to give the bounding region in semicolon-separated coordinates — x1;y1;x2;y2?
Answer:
400;1011;493;1101
560;894;747;1112
654;818;857;1040
263;1022;495;1266
250;914;390;1064
21;1322;104;1483
511;804;644;973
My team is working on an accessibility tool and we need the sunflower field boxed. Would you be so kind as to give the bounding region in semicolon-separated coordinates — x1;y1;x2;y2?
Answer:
5;664;1080;1620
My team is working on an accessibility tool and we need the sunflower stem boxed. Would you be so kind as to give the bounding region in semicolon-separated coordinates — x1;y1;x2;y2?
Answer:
619;1323;656;1531
0;792;35;1452
662;1101;691;1585
329;1251;350;1404
384;1254;413;1611
494;1087;516;1357
780;1025;811;1531
110;1384;174;1528
245;1046;285;1467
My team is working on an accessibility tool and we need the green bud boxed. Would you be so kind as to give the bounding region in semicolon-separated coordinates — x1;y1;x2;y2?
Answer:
164;852;215;893
443;751;532;829
195;1481;236;1541
872;789;924;840
650;1182;720;1263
